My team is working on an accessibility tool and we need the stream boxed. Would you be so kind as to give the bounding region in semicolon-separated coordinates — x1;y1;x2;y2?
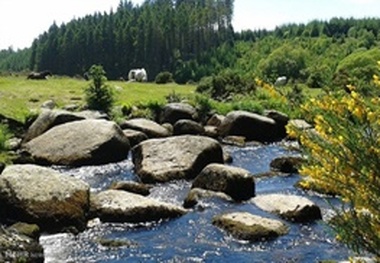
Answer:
40;143;354;263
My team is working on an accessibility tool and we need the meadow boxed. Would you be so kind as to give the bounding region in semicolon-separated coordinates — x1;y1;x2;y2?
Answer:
0;76;196;122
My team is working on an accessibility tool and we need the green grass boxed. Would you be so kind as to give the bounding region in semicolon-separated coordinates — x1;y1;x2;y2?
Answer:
0;76;196;122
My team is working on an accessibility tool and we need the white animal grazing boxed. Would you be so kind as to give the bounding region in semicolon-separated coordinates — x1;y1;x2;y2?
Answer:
274;76;287;86
128;68;147;82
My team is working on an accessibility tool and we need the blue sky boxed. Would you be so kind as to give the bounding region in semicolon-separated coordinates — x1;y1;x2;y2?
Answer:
1;0;379;50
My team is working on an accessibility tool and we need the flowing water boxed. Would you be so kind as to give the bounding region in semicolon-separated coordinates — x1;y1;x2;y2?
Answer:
40;143;355;263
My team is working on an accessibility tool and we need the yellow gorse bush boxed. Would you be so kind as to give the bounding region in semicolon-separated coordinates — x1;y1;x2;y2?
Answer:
287;71;380;257
255;77;287;102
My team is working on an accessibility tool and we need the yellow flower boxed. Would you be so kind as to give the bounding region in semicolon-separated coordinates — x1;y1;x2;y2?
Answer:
352;107;365;120
315;114;324;123
367;111;376;123
286;124;298;138
350;91;358;99
346;84;356;92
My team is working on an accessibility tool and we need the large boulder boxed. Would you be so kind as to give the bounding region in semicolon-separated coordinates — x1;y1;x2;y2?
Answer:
192;164;255;201
212;212;289;241
22;109;85;144
21;119;130;166
252;194;322;222
23;109;109;144
263;110;289;139
217;110;285;142
0;164;90;232
120;118;171;138
90;190;186;223
132;135;224;183
0;226;44;263
160;103;198;124
122;129;148;147
173;119;205;135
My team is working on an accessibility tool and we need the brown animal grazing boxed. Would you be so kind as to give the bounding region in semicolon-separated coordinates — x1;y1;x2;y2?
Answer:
27;70;52;80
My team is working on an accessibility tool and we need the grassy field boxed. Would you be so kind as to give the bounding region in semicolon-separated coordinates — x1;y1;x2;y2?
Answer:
0;76;196;122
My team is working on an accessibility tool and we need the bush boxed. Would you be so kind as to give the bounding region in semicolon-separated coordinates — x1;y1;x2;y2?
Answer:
257;44;309;82
287;73;380;257
0;124;11;151
334;48;380;92
84;65;114;113
196;76;213;94
193;95;213;124
145;101;163;122
306;65;332;89
165;90;183;103
155;71;173;84
196;70;256;101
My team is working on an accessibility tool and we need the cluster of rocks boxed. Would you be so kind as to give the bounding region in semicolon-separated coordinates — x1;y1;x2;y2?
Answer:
0;102;324;262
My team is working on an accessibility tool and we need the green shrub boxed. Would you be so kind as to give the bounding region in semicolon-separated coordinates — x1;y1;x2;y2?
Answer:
0;124;11;151
193;95;213;124
334;48;380;91
126;101;164;121
230;95;264;113
306;65;332;89
128;107;154;120
145;101;164;122
196;70;256;101
155;71;174;84
84;65;114;114
165;90;183;103
196;76;213;94
257;44;309;82
283;85;306;110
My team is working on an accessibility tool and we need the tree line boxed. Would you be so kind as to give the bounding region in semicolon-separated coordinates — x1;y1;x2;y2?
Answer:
198;16;380;93
0;48;31;73
27;0;234;81
1;1;380;87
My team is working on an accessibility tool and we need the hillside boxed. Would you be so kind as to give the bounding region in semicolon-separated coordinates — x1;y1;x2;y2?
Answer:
1;0;380;89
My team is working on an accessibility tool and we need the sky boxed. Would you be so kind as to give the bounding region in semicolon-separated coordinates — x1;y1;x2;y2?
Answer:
1;0;380;50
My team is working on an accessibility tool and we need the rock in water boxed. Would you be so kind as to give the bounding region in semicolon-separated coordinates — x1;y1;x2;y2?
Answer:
132;135;223;183
192;163;255;201
212;212;289;241
0;164;90;232
218;110;286;142
90;190;186;223
252;194;322;222
22;119;130;166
